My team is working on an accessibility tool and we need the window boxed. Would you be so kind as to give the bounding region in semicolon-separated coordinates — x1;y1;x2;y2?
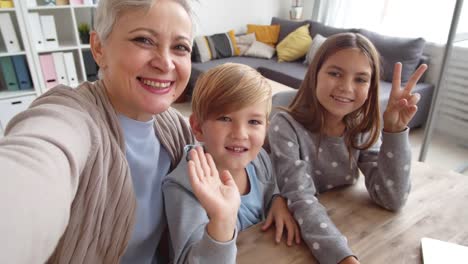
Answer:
314;0;468;44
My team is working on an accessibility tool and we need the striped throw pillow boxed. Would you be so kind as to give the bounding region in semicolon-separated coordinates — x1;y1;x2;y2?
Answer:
192;30;240;63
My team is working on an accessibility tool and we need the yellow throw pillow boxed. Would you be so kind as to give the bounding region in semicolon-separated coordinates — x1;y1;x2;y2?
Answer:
247;24;280;46
227;30;241;56
276;24;312;62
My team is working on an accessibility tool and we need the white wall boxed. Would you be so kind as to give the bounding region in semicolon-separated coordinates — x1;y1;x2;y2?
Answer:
192;0;290;36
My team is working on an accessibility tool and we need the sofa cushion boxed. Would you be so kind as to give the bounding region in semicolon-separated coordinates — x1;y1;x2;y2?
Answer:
304;34;327;64
257;61;307;89
271;17;310;43
244;40;276;59
309;21;358;38
192;30;240;63
276;24;312;62
359;28;425;83
247;24;280;46
235;33;256;56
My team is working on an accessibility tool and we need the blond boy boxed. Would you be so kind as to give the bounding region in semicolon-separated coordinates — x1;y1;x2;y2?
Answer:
163;63;300;264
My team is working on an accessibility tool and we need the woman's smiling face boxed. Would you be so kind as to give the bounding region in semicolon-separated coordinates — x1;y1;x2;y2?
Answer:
92;0;192;121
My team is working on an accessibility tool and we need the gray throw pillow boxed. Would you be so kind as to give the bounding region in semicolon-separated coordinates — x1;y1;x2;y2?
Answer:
309;20;358;38
271;17;310;43
304;34;327;64
359;29;425;83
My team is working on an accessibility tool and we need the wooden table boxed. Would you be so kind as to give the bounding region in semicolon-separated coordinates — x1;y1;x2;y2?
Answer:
237;162;468;263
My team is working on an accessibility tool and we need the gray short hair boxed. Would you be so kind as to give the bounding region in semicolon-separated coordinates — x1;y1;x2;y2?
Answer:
94;0;197;41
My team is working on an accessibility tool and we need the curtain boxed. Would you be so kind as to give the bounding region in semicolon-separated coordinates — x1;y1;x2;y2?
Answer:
310;0;460;44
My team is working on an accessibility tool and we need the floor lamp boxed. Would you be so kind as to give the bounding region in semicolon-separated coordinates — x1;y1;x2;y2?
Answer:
418;0;465;162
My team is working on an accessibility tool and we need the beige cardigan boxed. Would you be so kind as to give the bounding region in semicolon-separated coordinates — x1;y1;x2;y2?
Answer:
0;81;193;263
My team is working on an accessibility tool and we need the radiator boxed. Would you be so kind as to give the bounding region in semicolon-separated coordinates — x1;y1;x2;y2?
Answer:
437;44;468;141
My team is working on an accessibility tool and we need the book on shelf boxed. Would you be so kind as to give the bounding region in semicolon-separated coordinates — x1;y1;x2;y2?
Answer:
56;0;70;5
70;0;83;5
83;50;98;81
26;0;36;8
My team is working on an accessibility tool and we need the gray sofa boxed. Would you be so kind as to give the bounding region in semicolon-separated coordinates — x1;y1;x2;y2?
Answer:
189;17;434;129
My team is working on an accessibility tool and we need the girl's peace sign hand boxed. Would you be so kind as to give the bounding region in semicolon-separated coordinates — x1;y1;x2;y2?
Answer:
383;62;428;133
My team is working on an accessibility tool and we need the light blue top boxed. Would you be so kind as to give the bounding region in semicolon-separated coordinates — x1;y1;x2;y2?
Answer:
118;115;171;264
237;163;263;231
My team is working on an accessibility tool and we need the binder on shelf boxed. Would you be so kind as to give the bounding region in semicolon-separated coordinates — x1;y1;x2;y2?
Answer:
56;0;70;5
52;52;68;85
40;15;59;49
0;13;21;53
63;52;78;87
0;69;6;91
0;57;19;91
28;13;45;50
11;55;33;90
0;0;14;8
27;0;37;8
39;54;58;90
70;0;83;5
83;50;98;81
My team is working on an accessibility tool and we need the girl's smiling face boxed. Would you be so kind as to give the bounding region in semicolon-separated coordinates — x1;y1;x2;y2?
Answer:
316;48;372;124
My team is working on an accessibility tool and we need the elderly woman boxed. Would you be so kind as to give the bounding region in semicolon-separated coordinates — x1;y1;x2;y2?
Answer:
0;0;194;263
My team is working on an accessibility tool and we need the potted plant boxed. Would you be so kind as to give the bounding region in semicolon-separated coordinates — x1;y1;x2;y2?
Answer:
290;0;303;20
78;23;90;44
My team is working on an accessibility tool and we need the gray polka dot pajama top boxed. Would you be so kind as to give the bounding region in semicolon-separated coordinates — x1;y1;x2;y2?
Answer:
268;111;411;264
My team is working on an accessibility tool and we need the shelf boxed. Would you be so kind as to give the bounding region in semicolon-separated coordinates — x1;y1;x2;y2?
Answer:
28;5;71;11
28;4;97;11
0;8;15;12
73;4;97;9
37;44;79;53
0;90;36;100
0;0;97;102
0;51;26;57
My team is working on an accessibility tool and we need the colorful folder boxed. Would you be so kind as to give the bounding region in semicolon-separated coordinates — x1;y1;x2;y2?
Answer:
39;54;58;90
0;56;19;91
83;50;98;81
11;55;33;90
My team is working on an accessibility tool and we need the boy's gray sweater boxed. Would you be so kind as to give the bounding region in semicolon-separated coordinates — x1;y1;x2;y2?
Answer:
163;148;279;264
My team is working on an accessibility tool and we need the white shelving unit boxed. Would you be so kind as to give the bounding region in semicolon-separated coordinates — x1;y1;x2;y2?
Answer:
0;0;40;131
0;2;40;98
0;0;98;131
22;0;98;92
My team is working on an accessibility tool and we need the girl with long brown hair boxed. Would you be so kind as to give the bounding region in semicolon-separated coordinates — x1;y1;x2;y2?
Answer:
268;32;427;264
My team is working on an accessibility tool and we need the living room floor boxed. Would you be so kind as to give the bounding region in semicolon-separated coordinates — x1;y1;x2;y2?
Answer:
172;101;468;176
